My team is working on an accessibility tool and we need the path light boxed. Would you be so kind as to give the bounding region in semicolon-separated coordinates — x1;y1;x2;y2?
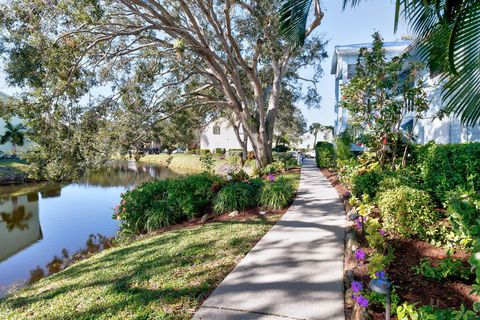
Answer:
348;211;364;234
369;277;392;320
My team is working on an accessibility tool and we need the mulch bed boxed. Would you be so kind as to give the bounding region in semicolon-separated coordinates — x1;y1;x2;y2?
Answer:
320;168;479;319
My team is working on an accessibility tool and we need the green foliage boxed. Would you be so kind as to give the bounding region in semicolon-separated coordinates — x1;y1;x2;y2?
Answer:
199;153;215;173
364;218;386;251
262;161;285;175
367;246;395;276
259;177;295;210
335;130;352;161
377;173;414;193
272;145;289;152
315;141;335;168
413;257;472;280
213;182;257;213
227;155;242;166
116;173;223;234
377;186;438;239
214;148;225;155
351;168;384;199
417;142;480;204
446;189;480;247
397;302;456;320
200;149;211;156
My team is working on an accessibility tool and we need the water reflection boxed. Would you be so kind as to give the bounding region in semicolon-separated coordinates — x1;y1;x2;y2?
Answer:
0;161;185;297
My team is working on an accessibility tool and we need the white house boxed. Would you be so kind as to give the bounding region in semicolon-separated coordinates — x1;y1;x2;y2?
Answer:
294;129;334;150
200;119;251;152
331;41;480;144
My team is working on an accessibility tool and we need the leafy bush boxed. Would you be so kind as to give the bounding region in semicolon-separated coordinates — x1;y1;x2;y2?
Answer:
446;189;480;245
315;141;335;168
213;181;257;213
413;257;472;280
227;149;243;157
115;173;224;234
272;145;289;152
227;155;242;166
417;142;480;203
214;148;225;155
377;186;439;238
335;130;352;161
259;177;295;209
377;173;414;193
262;161;285;175
200;153;215;173
200;149;211;155
351;168;384;199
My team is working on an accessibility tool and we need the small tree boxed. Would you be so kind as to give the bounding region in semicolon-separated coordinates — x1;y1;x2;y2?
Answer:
340;32;428;168
1;121;26;155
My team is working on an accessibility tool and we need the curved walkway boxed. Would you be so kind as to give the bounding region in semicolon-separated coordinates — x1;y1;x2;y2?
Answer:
194;159;345;320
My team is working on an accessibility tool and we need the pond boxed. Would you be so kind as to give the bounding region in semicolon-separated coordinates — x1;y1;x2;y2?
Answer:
0;161;188;297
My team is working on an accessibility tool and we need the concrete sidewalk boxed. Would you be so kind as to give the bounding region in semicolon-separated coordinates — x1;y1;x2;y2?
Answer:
194;159;345;320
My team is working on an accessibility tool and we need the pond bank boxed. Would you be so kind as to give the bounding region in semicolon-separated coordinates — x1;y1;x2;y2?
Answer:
0;169;300;319
0;159;31;185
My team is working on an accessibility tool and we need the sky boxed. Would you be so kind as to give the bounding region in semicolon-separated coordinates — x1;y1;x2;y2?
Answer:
301;0;409;127
0;1;409;128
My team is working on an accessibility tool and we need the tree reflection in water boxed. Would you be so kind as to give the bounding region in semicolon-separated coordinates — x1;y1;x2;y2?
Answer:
1;205;33;231
28;233;114;284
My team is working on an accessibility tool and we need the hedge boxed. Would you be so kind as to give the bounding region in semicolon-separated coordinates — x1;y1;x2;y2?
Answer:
315;142;335;168
417;142;480;203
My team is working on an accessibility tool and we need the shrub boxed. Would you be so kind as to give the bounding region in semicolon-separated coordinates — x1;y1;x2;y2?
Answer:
272;145;289;152
200;153;215;173
377;173;414;193
214;148;226;155
227;155;242;166
446;189;480;244
315;142;335;168
200;149;211;156
262;161;285;175
351;168;384;199
259;177;295;209
213;182;257;213
377;186;439;238
417;142;480;203
169;173;224;218
115;173;224;234
227;149;243;157
335;130;352;161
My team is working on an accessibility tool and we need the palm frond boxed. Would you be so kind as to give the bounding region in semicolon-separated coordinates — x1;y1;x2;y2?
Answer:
279;0;313;47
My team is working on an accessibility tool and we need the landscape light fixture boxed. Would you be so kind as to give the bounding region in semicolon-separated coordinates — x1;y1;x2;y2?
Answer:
348;211;364;234
369;278;392;320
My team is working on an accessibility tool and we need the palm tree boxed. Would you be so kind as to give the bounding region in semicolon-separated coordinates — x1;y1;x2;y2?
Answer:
309;122;323;147
1;121;26;155
279;0;480;125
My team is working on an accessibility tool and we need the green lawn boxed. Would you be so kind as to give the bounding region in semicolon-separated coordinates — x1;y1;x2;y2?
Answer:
0;215;283;320
0;158;28;179
140;154;228;173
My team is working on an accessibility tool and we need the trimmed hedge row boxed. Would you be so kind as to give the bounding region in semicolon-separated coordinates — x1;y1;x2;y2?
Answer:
315;142;335;168
417;142;480;203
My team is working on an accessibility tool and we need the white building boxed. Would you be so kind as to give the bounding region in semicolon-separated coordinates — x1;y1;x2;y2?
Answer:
200;119;251;152
295;129;334;151
331;41;480;144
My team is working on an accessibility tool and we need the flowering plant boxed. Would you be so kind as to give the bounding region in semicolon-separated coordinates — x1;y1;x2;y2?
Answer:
351;280;369;308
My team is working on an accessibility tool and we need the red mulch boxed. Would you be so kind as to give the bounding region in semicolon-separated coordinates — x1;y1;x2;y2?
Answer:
319;169;478;319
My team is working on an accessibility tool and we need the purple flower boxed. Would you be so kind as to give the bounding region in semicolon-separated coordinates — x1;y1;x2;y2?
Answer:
354;248;366;262
267;173;275;183
355;218;363;229
354;294;369;308
378;229;386;237
351;280;362;293
375;271;386;279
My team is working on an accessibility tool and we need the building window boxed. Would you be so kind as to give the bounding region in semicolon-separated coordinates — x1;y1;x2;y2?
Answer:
213;125;220;135
347;64;356;79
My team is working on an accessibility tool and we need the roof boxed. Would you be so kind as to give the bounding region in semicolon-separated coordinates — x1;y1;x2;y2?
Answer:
330;40;412;75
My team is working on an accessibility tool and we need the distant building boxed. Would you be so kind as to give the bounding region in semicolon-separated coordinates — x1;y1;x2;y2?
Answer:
331;41;480;144
200;119;251;152
295;129;334;151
